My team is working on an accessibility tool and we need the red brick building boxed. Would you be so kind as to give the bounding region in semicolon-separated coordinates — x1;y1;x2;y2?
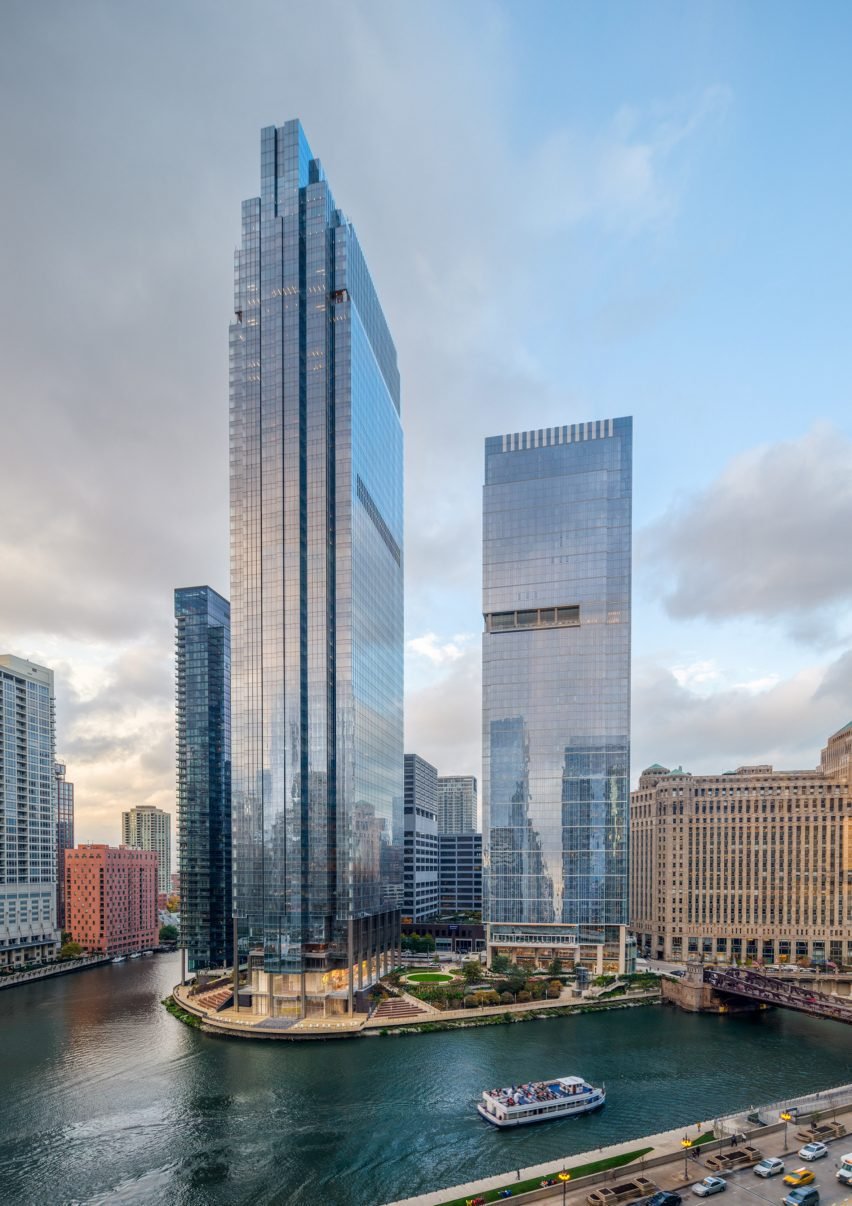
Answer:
65;845;158;956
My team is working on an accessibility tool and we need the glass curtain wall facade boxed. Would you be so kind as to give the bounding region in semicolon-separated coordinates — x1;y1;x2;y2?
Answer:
55;762;74;931
175;586;231;972
482;419;632;974
230;121;403;1017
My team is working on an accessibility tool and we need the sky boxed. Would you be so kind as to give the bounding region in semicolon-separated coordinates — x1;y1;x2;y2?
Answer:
1;0;851;846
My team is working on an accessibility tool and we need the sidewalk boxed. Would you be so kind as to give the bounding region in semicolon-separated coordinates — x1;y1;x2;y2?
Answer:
384;1088;852;1206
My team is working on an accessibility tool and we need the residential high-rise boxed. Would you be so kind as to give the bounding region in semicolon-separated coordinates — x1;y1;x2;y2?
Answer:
55;762;75;931
65;845;158;956
482;419;633;974
438;833;483;914
230;120;403;1017
175;586;231;972
121;806;171;895
403;755;439;921
630;740;852;966
0;655;59;967
436;776;477;835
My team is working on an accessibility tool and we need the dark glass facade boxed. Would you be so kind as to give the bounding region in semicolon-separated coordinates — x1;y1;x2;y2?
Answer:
229;121;403;1010
482;419;632;968
55;762;74;931
175;586;231;971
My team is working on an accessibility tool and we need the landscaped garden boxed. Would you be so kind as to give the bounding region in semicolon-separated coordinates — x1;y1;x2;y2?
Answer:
404;971;455;984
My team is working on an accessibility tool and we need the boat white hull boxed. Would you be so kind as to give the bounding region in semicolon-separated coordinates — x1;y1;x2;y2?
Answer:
477;1090;605;1128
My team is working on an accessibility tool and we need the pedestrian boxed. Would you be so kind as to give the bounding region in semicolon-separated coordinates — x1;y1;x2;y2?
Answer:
517;1169;521;1181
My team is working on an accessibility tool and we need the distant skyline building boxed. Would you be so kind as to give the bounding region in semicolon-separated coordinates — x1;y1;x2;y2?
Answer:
482;418;633;974
121;806;171;895
0;655;60;967
436;776;477;835
65;845;158;957
403;755;439;921
438;832;482;914
631;737;852;966
229;120;403;1016
175;586;231;972
55;762;75;932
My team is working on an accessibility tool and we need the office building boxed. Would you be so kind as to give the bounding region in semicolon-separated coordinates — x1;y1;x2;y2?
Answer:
438;833;483;913
0;656;60;967
65;845;158;956
821;721;852;779
482;419;633;974
631;738;852;966
230;121;403;1017
55;762;74;931
121;806;171;895
403;755;439;921
175;586;231;972
436;776;477;835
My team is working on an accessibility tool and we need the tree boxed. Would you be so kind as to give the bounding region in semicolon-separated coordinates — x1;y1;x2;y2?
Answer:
159;924;179;944
491;953;510;974
517;990;532;1003
59;941;82;958
500;991;514;1005
461;961;481;984
548;957;563;977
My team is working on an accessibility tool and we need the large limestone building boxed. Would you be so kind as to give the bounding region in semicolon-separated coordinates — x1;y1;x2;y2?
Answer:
630;723;852;966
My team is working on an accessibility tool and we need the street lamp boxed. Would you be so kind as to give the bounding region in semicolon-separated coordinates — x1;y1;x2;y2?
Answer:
558;1171;571;1205
780;1112;793;1151
681;1138;693;1179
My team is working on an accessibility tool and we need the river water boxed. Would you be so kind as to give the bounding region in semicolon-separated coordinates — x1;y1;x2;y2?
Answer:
1;953;851;1206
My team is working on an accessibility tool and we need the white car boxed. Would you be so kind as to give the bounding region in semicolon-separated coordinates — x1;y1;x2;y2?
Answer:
692;1178;727;1197
798;1143;828;1162
754;1159;785;1178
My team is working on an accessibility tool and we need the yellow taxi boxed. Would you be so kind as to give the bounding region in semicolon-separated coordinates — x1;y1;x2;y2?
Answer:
783;1170;815;1188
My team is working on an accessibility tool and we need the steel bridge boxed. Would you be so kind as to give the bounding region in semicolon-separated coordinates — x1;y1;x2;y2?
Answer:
704;966;852;1024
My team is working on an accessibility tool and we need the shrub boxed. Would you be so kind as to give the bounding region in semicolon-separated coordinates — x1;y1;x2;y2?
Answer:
517;990;531;1003
500;992;514;1005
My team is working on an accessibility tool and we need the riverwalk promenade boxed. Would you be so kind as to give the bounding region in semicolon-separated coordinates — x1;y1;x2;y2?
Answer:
0;953;110;990
170;980;659;1040
386;1083;852;1206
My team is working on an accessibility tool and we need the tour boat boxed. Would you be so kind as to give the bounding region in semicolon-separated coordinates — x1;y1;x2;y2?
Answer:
112;956;126;964
477;1075;605;1128
129;952;141;959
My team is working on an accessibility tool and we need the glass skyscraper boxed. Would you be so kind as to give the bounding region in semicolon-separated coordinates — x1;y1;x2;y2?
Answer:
229;121;403;1017
175;586;231;971
482;418;633;974
55;761;74;931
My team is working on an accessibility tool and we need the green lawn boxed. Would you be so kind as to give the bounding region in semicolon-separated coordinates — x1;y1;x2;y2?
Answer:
405;971;455;983
439;1146;654;1206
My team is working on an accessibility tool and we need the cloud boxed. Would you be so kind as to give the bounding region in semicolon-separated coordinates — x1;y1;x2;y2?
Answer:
641;425;852;643
526;86;731;235
406;632;472;666
632;649;852;780
0;2;733;839
405;645;481;777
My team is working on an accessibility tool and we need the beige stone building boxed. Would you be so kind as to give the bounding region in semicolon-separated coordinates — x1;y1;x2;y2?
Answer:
630;723;852;966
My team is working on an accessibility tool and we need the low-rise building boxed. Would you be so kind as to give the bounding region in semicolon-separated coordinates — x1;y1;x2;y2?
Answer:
630;726;852;966
65;845;158;956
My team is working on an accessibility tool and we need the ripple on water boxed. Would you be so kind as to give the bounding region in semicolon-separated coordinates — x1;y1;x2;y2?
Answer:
2;958;852;1206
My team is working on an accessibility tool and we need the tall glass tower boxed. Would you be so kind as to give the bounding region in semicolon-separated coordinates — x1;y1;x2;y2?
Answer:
175;586;231;971
229;121;403;1017
482;418;633;974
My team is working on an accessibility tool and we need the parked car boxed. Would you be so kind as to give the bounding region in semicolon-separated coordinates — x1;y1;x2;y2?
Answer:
692;1178;727;1198
640;1194;682;1206
798;1144;829;1162
783;1170;815;1188
782;1187;819;1206
755;1159;786;1178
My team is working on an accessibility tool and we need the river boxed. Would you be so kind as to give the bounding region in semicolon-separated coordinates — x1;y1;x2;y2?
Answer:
1;953;851;1206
